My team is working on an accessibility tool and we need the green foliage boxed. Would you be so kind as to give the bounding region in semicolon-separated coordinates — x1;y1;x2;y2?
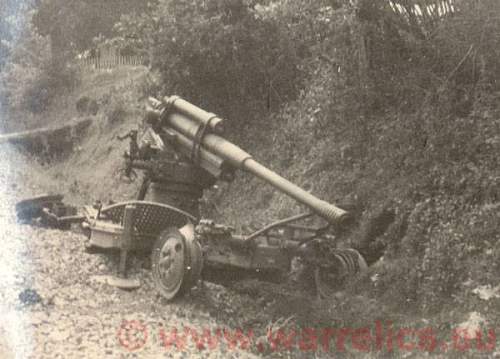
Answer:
0;13;78;117
110;11;157;59
0;0;37;70
357;0;500;115
33;0;153;56
213;0;500;315
104;95;128;124
372;197;500;313
100;84;141;125
113;0;304;119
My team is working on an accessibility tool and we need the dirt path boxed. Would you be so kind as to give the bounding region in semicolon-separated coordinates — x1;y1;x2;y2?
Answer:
0;145;264;358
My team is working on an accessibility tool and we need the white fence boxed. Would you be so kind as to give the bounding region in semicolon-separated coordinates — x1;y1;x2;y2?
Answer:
78;54;145;70
389;0;456;24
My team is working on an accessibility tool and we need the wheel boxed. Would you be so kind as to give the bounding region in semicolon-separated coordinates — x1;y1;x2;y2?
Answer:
151;227;202;300
313;248;367;299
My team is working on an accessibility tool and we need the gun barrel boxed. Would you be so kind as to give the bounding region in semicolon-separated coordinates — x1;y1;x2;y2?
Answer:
163;112;349;224
164;96;225;134
242;159;349;224
165;127;234;179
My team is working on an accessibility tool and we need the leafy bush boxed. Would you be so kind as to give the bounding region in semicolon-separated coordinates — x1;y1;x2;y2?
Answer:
113;0;304;119
105;95;128;124
210;0;500;316
101;85;139;125
0;18;78;117
0;25;49;112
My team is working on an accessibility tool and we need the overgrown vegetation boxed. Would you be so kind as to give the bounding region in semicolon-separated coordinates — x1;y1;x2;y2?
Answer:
0;20;78;116
2;0;500;332
113;0;305;118
111;0;498;316
0;0;152;129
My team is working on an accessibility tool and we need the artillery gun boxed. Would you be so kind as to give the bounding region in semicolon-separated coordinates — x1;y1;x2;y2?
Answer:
16;96;367;299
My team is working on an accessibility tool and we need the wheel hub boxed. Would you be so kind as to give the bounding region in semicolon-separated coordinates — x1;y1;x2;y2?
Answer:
152;226;203;300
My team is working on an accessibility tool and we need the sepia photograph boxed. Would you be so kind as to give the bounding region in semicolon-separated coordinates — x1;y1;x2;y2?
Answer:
0;0;498;357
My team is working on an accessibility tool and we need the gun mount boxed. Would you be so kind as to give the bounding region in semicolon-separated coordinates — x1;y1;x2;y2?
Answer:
16;96;365;301
134;95;350;225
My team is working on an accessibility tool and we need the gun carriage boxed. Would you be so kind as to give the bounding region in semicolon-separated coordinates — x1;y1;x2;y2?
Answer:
16;96;366;299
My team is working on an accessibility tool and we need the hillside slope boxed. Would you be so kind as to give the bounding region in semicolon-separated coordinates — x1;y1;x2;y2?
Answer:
12;62;500;357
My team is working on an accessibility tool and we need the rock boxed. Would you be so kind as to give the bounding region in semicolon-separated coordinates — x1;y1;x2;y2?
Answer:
19;288;42;306
472;284;500;300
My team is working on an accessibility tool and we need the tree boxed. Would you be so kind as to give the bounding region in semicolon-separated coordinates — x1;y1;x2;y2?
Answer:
32;0;152;60
0;0;38;69
113;0;303;118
